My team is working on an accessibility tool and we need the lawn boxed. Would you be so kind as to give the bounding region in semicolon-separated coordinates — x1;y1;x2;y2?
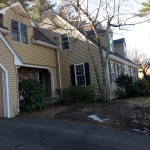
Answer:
19;96;150;136
124;96;150;107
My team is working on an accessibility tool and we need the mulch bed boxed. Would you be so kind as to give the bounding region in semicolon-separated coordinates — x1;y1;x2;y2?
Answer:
19;101;150;136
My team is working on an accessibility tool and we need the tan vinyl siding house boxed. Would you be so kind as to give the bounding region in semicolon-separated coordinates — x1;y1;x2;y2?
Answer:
0;2;59;117
0;2;138;118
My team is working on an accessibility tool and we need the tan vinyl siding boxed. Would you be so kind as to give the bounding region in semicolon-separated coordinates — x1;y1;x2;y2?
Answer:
40;12;103;95
114;45;125;58
0;39;18;117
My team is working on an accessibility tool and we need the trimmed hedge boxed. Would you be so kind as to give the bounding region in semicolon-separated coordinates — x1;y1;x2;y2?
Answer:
56;86;96;104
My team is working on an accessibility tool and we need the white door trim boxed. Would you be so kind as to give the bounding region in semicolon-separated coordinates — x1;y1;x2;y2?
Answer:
0;64;10;118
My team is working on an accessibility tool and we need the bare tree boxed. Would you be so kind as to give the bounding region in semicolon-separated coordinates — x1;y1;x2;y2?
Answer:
128;49;150;78
56;0;140;101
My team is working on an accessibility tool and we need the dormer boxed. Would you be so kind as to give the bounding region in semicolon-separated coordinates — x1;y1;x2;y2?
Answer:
113;38;127;59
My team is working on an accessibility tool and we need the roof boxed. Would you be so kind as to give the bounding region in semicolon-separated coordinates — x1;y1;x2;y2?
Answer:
87;36;136;66
86;29;106;37
33;27;56;46
109;51;136;66
113;38;125;46
0;22;9;31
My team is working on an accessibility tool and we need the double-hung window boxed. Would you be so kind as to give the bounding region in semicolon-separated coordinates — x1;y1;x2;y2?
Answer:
75;64;86;86
11;20;28;44
60;33;69;50
70;63;90;86
109;61;116;84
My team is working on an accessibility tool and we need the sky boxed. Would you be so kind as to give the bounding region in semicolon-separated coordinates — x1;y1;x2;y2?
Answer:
114;21;150;57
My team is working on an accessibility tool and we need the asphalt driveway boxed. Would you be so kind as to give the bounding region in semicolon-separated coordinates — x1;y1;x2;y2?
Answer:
0;117;149;150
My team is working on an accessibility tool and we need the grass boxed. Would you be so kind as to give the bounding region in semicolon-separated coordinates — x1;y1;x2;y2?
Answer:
123;96;150;107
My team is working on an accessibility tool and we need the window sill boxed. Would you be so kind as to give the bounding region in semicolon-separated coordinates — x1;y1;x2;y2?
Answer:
60;49;70;51
11;40;29;46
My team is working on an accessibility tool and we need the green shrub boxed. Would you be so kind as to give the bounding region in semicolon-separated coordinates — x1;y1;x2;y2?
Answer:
145;75;150;88
132;80;150;96
56;86;96;104
19;78;45;112
116;74;133;97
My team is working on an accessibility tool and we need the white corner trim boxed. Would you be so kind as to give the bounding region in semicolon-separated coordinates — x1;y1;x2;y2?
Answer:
0;28;11;34
33;39;57;49
0;63;10;118
0;32;23;65
57;48;62;89
20;64;55;96
109;54;139;68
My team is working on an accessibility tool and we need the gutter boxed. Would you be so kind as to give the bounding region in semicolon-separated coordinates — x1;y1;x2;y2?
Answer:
32;39;58;49
57;48;62;91
109;54;139;68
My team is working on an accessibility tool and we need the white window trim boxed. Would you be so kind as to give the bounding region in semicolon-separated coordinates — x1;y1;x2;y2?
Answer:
11;19;28;45
74;63;86;86
59;32;70;51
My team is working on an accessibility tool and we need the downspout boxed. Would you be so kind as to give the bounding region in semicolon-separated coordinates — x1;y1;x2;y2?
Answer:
57;48;62;93
14;65;20;116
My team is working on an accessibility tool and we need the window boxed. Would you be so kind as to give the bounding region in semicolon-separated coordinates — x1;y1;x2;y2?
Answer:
109;34;114;52
70;63;90;86
109;61;116;84
60;33;69;50
11;20;28;44
117;64;123;76
38;72;44;85
0;14;3;25
75;64;86;85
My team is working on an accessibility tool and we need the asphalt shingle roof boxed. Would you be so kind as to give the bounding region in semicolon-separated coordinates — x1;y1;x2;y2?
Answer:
113;38;125;46
0;22;9;31
33;27;56;46
86;29;106;37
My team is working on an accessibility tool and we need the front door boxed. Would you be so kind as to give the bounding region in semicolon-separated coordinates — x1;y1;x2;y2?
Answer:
0;72;3;117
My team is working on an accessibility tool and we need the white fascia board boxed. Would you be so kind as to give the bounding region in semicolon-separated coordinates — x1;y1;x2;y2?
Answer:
0;32;23;65
109;54;139;69
0;28;11;34
33;39;57;49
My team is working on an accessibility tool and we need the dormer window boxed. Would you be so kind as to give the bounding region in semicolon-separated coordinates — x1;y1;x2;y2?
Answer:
11;20;28;44
60;33;69;50
109;34;114;52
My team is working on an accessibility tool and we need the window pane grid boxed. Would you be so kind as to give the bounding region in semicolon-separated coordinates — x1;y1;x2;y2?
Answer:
11;20;28;44
75;64;86;86
60;33;69;50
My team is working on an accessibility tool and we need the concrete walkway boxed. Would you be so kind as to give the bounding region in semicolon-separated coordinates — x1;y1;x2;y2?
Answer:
0;117;149;150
